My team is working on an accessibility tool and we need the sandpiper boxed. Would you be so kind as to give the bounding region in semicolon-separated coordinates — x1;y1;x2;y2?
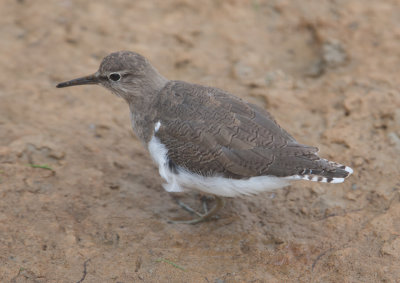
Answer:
57;51;353;224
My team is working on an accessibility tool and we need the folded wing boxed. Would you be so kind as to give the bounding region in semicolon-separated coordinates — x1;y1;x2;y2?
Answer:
154;81;334;179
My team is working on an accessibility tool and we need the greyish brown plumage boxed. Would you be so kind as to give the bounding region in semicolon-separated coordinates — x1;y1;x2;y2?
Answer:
57;51;353;224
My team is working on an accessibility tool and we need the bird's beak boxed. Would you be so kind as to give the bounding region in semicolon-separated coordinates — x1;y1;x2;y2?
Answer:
56;73;99;88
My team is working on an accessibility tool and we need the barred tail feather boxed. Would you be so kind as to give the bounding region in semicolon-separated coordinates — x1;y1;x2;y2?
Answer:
285;159;353;184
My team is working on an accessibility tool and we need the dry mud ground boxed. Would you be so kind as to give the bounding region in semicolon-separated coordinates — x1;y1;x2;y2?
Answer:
1;1;400;282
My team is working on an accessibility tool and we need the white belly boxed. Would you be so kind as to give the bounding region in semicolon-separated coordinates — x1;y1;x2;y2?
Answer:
147;134;291;197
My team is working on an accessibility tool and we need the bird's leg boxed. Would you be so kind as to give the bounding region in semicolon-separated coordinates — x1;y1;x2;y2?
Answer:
169;196;225;225
176;195;210;217
201;195;209;214
176;200;203;217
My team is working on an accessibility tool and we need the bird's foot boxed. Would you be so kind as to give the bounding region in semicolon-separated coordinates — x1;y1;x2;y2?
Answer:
168;196;225;225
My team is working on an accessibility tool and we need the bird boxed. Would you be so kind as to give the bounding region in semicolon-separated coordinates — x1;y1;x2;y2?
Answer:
57;51;353;224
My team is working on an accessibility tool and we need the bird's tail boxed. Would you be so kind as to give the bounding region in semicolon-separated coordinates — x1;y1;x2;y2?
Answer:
292;159;353;183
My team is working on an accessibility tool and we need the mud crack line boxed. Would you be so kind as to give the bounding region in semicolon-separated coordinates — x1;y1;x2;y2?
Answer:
312;248;333;271
76;259;91;283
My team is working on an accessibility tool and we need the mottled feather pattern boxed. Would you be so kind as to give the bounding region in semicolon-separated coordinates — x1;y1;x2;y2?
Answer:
153;81;352;182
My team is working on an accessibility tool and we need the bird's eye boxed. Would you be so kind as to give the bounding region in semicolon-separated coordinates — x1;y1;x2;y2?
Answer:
109;73;121;82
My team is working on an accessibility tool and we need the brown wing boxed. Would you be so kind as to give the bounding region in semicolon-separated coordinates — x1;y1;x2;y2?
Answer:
154;81;319;179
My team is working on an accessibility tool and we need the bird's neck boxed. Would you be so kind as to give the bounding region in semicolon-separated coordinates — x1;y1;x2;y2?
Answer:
126;72;168;144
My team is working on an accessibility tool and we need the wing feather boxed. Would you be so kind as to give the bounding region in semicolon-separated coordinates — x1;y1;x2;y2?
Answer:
154;81;316;178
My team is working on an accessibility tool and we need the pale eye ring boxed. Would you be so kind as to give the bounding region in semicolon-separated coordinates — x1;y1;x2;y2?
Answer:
109;72;121;82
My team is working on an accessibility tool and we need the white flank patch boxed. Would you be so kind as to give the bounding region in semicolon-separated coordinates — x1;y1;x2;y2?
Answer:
154;121;161;133
148;134;291;197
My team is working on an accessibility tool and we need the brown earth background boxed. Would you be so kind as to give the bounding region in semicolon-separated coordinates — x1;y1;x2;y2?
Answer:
1;0;400;282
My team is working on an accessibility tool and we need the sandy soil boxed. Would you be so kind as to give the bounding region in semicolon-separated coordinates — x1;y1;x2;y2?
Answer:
1;0;399;282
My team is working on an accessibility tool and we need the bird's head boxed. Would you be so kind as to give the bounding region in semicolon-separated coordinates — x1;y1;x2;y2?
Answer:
57;51;167;100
